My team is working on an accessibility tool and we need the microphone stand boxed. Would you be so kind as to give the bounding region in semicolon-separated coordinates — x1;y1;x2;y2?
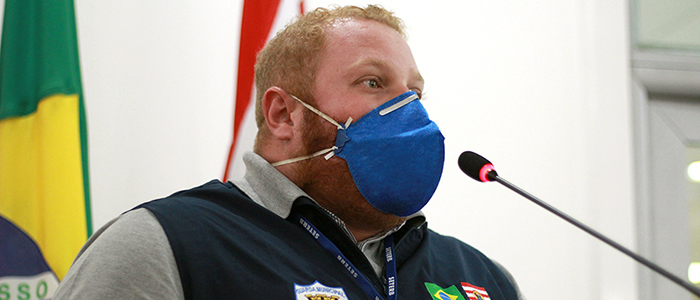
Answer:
487;171;700;298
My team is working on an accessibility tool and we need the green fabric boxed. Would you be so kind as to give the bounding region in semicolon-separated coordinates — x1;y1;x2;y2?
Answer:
424;283;467;300
0;0;92;235
0;0;83;120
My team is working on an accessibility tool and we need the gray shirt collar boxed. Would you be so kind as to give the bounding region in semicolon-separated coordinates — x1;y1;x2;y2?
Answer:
231;152;310;219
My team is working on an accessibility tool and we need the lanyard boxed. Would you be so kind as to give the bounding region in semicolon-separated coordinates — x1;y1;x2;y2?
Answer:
292;212;398;300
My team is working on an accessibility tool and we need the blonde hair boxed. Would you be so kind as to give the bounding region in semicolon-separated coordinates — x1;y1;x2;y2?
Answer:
253;5;405;150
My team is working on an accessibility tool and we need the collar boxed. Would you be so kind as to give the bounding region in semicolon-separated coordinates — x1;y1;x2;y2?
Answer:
231;152;309;219
231;151;426;243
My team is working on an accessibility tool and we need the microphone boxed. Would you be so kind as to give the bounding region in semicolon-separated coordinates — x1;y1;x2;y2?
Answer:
458;151;497;182
458;151;700;298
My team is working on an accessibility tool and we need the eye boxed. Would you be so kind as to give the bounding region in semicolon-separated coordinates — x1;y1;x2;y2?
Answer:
363;78;381;89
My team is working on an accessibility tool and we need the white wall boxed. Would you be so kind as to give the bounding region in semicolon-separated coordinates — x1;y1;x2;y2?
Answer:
74;1;636;299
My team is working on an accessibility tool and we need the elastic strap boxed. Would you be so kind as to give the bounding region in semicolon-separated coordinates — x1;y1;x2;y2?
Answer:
290;94;344;129
271;146;338;167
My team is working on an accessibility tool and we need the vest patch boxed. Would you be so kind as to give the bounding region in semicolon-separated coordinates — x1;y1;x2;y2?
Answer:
461;282;490;300
424;282;466;300
294;281;348;300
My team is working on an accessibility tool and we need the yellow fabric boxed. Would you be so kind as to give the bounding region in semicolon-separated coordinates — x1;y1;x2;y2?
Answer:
0;94;88;280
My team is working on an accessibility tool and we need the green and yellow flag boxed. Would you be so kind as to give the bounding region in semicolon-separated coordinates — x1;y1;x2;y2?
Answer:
425;283;467;300
0;0;91;296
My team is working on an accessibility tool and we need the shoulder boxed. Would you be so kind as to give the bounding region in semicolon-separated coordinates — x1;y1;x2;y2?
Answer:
424;229;524;300
54;208;183;300
139;180;280;237
424;229;489;258
139;180;256;216
423;228;506;274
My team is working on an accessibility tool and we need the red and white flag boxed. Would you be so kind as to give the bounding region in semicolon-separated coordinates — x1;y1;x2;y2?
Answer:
461;282;491;300
223;0;305;181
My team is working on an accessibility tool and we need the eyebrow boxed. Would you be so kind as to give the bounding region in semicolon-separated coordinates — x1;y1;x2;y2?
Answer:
346;58;386;74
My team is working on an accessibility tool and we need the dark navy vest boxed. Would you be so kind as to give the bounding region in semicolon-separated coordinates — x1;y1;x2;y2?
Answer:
138;180;517;300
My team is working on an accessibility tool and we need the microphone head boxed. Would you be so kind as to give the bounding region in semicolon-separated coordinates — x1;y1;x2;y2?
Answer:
458;151;498;182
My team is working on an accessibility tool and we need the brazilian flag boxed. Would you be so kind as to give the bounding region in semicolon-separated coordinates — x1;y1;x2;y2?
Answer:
0;0;91;298
425;283;467;300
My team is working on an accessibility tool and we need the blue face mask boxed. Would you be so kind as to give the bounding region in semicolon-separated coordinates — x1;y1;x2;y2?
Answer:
272;91;445;217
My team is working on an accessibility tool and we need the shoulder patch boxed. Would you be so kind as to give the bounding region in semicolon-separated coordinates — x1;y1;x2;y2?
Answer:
295;281;349;300
461;282;490;300
424;282;466;300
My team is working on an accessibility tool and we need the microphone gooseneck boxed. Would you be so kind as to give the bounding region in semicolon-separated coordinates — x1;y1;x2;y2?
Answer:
458;150;700;298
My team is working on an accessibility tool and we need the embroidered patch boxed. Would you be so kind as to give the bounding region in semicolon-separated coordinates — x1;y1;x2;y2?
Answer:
424;282;467;300
461;282;490;300
294;281;349;300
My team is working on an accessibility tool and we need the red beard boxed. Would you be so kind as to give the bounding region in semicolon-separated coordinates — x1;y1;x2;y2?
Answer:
292;109;406;236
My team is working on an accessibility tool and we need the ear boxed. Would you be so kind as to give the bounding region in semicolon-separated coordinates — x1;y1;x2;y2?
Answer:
260;87;302;141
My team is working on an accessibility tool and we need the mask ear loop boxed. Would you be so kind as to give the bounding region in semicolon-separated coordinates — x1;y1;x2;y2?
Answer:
290;95;343;130
271;146;338;167
271;95;352;167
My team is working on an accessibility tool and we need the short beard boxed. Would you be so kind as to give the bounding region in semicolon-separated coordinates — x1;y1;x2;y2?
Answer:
295;109;406;234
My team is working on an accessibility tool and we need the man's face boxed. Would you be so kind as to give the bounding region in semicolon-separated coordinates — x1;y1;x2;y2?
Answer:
313;18;424;127
297;18;424;232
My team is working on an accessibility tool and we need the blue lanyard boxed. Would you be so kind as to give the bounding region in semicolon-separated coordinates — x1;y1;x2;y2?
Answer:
292;213;398;300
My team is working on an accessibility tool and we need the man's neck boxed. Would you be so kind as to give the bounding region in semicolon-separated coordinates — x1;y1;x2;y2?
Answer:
346;225;383;243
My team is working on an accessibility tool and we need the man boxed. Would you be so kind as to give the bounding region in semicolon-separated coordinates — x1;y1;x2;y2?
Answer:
55;5;523;300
